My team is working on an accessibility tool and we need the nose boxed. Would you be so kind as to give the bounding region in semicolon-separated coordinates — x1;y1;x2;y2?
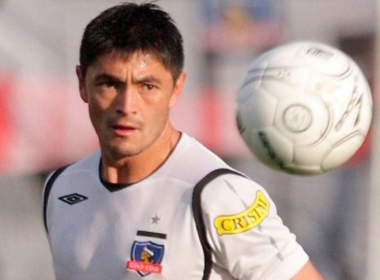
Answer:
116;86;137;115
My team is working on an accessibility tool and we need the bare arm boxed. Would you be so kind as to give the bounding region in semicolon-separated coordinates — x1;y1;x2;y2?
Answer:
291;260;325;280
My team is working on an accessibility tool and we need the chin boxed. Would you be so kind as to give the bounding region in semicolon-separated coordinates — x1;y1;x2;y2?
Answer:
108;144;142;159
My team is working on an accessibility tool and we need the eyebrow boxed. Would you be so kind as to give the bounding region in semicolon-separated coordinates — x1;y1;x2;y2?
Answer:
93;73;163;85
134;75;163;85
93;73;121;83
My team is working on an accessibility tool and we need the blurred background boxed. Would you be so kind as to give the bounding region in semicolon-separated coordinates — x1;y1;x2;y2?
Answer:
0;0;378;279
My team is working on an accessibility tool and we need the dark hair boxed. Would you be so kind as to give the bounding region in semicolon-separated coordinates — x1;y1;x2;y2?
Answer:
79;2;184;80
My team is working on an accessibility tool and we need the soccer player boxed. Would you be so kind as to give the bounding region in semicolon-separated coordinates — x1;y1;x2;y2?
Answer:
43;2;325;280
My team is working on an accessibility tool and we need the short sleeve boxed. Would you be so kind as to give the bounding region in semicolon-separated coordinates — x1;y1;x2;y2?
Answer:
200;174;309;280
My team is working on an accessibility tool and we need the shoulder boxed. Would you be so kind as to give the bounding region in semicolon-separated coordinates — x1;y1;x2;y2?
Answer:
164;134;232;184
199;172;272;209
175;133;225;165
42;150;101;232
201;172;267;202
46;150;100;181
42;150;101;198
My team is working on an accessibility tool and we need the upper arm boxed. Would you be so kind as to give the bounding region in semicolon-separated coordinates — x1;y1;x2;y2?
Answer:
42;166;69;234
200;174;311;280
290;260;325;280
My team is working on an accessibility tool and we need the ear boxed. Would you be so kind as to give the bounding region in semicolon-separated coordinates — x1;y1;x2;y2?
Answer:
169;72;186;108
76;65;88;103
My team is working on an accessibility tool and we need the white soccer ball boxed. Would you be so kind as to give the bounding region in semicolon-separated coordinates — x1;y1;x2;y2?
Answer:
236;41;373;175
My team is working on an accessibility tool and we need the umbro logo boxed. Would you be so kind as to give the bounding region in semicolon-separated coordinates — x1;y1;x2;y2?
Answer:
59;193;88;205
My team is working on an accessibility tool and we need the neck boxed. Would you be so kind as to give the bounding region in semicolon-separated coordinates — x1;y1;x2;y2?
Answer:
101;125;180;185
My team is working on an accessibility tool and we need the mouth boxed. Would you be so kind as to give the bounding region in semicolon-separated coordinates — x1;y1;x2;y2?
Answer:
112;124;138;136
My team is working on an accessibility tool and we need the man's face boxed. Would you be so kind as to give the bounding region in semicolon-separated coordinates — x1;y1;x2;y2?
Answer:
77;51;185;162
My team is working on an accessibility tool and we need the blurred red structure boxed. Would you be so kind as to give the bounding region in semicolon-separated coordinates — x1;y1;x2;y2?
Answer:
0;73;14;170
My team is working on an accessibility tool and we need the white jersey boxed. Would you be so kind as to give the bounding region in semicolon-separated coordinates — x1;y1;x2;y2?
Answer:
43;133;308;280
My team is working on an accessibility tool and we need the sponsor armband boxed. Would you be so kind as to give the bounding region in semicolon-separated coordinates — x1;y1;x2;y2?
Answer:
214;191;270;235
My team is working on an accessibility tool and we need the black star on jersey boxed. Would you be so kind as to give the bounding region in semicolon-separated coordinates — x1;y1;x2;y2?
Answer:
151;215;160;225
59;193;88;205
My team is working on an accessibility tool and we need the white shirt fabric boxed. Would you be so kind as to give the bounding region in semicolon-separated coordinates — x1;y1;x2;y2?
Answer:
43;133;308;280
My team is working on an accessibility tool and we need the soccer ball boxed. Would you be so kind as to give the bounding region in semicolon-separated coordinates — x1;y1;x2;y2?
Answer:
236;41;373;175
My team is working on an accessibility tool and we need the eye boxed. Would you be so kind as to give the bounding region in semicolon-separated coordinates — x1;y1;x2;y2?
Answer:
94;78;120;89
142;84;156;91
102;80;118;88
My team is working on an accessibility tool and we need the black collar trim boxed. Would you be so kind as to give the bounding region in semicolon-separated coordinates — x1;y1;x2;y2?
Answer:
99;132;183;192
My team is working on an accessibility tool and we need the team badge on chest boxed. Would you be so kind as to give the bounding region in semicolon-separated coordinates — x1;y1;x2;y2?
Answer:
126;241;165;276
